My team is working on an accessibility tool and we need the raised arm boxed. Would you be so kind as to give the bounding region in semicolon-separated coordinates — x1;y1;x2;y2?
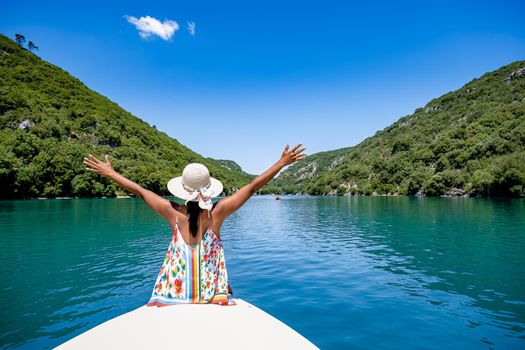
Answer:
83;154;175;224
213;143;307;223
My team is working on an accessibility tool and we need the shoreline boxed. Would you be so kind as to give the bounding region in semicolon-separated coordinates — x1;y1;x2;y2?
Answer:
1;193;520;201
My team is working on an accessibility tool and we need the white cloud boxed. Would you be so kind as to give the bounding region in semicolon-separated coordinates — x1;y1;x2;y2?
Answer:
187;21;196;36
125;15;179;41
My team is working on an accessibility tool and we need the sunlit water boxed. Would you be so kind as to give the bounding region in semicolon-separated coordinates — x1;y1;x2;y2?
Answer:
0;196;524;349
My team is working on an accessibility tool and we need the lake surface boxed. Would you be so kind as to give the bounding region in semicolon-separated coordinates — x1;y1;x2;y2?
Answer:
0;196;524;349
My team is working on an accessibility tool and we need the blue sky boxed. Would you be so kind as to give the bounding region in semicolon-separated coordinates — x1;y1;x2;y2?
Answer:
1;1;525;174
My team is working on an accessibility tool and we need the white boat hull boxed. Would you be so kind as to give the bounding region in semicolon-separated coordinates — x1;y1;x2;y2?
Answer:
56;298;318;349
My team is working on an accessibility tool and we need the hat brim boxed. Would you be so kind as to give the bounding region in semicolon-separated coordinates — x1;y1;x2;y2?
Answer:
167;176;223;200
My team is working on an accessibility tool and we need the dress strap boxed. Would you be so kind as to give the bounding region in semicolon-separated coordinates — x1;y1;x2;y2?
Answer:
172;209;180;243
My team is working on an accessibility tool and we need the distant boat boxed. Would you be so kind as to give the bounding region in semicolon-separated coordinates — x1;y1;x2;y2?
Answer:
56;298;318;349
275;194;281;200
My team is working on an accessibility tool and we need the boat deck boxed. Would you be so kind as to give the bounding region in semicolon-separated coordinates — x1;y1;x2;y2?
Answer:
56;298;318;349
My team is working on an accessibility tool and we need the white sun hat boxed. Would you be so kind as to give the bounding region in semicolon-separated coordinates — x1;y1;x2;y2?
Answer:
167;163;223;215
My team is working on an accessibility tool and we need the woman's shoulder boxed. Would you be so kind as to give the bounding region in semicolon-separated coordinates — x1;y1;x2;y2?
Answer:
169;201;184;212
167;201;185;229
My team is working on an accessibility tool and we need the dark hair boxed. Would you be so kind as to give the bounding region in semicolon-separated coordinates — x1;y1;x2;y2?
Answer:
186;200;220;237
186;201;201;238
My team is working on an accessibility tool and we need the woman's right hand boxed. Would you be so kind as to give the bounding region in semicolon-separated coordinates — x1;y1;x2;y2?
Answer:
83;154;114;176
279;143;307;166
82;154;176;224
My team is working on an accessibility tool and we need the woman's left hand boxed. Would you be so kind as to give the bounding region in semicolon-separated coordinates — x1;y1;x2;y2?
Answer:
83;154;114;176
278;143;307;166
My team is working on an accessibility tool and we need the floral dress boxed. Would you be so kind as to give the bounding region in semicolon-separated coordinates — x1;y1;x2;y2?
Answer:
146;211;236;306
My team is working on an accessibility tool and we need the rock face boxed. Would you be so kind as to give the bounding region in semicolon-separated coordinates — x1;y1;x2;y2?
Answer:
18;119;34;130
442;188;468;197
326;156;344;171
504;68;525;84
424;105;444;113
296;162;318;181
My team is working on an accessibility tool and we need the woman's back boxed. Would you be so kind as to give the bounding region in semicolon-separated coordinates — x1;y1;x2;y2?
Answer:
170;201;223;245
147;204;236;306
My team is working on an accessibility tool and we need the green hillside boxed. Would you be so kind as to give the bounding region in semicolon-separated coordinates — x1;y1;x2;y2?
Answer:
0;34;254;199
205;157;253;176
270;61;525;197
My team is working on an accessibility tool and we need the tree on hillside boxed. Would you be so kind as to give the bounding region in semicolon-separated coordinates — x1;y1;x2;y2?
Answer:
28;41;39;52
15;34;26;47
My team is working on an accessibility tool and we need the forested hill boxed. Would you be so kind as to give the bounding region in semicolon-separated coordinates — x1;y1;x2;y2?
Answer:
269;61;525;197
0;34;254;199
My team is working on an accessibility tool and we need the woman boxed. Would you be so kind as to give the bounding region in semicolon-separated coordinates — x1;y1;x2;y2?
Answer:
83;143;306;306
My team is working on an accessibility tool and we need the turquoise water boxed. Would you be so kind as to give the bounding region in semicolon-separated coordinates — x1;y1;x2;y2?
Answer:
0;196;524;349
